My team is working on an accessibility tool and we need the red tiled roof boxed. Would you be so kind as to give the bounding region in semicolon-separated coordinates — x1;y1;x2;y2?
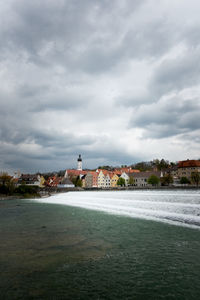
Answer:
178;160;200;168
99;170;110;175
46;176;62;187
114;168;140;174
66;169;88;176
129;169;140;173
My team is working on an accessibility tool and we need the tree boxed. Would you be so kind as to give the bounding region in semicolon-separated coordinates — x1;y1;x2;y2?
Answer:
180;177;190;184
57;170;65;177
147;175;160;186
0;172;15;195
70;175;83;187
76;178;83;187
161;174;173;186
128;176;134;185
133;161;152;172
98;166;114;171
153;159;169;171
117;177;126;186
191;172;200;186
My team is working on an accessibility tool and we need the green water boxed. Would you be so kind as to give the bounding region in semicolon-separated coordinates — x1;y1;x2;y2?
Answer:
0;199;200;299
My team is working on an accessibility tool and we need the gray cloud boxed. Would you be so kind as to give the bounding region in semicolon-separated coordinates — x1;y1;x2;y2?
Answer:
130;96;200;138
1;0;200;172
151;49;200;96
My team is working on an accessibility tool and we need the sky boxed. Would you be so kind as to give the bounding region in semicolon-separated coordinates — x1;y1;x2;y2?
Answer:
0;0;200;173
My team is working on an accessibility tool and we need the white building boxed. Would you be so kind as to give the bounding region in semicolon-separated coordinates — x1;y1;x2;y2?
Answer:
120;172;130;186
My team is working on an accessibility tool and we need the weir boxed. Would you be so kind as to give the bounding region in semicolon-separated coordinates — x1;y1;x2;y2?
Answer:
33;190;200;229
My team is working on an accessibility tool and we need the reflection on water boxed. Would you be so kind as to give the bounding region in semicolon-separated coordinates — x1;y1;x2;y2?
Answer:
0;191;200;299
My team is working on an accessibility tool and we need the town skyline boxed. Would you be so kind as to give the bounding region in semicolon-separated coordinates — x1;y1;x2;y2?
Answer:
4;158;199;190
5;155;200;177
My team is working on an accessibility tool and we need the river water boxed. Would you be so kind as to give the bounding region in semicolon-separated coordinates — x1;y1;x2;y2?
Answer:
0;190;200;299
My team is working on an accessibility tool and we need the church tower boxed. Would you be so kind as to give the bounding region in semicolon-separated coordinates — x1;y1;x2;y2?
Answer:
77;154;82;171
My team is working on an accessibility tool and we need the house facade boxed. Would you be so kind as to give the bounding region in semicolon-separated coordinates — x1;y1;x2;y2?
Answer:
105;174;111;188
97;170;105;188
133;171;161;187
111;173;119;187
177;160;200;179
85;172;93;188
120;172;130;186
57;177;75;188
18;174;41;186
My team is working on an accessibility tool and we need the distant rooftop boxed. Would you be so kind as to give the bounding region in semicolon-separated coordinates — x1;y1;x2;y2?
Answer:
178;160;200;168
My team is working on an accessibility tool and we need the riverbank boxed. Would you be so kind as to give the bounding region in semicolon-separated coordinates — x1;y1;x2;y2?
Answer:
1;185;200;200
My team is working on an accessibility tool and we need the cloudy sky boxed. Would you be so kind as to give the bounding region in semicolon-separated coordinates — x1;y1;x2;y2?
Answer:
1;0;200;173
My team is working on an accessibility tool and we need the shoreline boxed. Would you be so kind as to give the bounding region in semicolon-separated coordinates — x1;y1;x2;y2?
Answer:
1;185;200;200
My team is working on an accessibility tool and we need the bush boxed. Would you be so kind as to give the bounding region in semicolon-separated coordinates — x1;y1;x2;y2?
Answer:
0;184;9;194
147;175;160;186
180;177;190;184
16;185;39;194
117;177;126;186
191;172;200;186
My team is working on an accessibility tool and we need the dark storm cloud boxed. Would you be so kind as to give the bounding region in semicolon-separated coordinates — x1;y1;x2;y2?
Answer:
0;0;145;72
0;129;97;172
1;0;200;172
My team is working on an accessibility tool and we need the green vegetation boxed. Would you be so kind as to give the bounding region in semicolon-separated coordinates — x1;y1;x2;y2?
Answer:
76;178;83;187
117;177;126;186
147;175;160;186
0;172;40;198
98;165;115;171
191;172;200;186
128;176;134;185
71;176;83;187
161;174;173;186
180;177;190;184
15;184;40;198
131;159;174;172
0;173;15;195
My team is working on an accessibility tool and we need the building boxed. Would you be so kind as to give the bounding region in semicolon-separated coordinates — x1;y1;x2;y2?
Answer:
57;177;75;188
18;174;41;186
105;174;111;188
97;170;106;188
92;172;98;187
85;172;93;188
177;160;200;179
65;169;87;178
45;176;62;187
165;166;179;185
114;167;140;175
85;172;98;188
77;154;82;171
120;172;130;186
133;171;161;187
110;173;120;187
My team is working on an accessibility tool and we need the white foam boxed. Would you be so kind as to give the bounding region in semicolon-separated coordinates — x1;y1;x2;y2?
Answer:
32;190;200;229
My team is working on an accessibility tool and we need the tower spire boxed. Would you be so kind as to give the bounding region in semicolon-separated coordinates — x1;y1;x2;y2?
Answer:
77;154;82;171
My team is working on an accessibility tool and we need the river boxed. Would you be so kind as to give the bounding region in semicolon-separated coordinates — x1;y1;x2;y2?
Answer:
0;190;200;299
